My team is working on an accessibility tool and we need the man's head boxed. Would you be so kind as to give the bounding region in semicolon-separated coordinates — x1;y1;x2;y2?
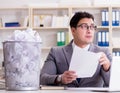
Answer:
70;11;96;48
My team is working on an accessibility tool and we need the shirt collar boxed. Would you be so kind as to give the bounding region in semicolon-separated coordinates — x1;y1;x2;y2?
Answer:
72;41;90;51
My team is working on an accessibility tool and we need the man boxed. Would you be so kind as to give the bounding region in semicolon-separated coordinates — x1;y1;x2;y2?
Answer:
40;11;112;87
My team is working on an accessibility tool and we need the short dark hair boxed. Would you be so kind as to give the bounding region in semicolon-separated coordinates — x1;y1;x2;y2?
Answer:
70;11;94;28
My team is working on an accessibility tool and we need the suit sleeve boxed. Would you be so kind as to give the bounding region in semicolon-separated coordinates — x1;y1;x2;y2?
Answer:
40;48;58;85
101;48;112;87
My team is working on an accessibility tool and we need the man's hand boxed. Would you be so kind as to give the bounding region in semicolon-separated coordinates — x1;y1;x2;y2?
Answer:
61;71;77;84
99;52;111;71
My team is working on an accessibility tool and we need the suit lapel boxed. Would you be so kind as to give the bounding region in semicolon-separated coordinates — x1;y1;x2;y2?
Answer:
63;41;73;67
89;43;97;53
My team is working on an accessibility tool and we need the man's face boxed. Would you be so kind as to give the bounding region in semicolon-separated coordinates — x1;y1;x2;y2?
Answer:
71;18;96;47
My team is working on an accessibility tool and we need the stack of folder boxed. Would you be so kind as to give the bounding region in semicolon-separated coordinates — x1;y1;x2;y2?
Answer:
113;51;120;57
5;22;20;27
57;31;66;46
101;10;109;26
97;31;109;47
112;10;119;26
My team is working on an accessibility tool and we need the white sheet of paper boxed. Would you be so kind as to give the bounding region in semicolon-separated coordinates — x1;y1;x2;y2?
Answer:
109;56;120;91
69;45;101;78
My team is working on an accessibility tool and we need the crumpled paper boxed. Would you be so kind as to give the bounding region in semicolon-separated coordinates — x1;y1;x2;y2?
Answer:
8;28;42;42
3;28;41;90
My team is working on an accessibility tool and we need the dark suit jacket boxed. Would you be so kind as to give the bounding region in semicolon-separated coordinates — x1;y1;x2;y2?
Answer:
40;40;112;87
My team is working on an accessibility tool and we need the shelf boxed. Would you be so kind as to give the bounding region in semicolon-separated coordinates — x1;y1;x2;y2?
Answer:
0;27;28;30
112;46;120;49
97;26;109;29
32;7;69;10
41;47;51;50
0;7;28;10
112;26;120;29
71;6;109;9
33;27;69;30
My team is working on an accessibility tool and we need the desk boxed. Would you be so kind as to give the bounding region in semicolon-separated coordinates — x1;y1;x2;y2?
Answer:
0;89;118;93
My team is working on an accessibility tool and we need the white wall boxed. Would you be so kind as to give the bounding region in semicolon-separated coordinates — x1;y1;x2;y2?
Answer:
0;0;59;7
0;0;96;7
0;0;120;8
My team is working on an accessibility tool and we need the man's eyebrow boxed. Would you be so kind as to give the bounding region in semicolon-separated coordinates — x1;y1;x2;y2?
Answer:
91;23;95;25
79;23;95;25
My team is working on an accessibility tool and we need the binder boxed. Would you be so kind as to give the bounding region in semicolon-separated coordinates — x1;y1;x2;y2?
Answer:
116;52;120;56
102;31;106;46
57;32;61;46
5;22;20;27
98;31;102;46
115;10;119;26
102;10;106;26
105;31;109;46
101;10;109;26
105;11;109;26
61;31;65;45
112;10;116;26
112;52;116;56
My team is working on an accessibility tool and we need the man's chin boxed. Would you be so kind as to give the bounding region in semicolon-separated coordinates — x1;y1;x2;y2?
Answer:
86;41;93;44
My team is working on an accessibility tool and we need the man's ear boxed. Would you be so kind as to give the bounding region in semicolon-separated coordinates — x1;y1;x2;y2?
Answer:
71;27;76;34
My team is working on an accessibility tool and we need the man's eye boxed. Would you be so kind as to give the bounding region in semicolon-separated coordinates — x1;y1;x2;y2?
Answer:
90;26;94;28
84;25;88;28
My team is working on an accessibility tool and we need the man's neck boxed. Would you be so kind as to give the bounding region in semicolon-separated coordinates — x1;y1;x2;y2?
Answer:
72;41;90;51
74;41;89;48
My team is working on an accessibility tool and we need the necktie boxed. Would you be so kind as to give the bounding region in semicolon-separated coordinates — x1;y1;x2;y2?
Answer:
76;78;81;83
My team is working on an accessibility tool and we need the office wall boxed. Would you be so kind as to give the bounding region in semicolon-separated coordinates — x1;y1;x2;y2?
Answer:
0;0;120;8
0;0;58;7
0;0;95;7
